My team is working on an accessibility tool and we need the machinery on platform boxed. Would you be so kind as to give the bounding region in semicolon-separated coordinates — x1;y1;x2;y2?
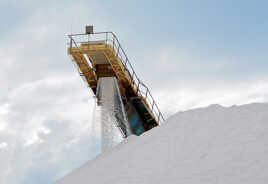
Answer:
68;26;164;137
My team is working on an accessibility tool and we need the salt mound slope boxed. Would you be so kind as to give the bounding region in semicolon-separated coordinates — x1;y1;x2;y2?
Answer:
56;103;268;184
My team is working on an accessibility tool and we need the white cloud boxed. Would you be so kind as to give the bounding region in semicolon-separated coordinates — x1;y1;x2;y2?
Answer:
0;142;8;149
0;104;9;131
0;3;104;183
0;124;6;131
155;79;268;117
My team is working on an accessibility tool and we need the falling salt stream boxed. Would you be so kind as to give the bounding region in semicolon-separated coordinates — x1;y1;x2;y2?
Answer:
90;97;101;154
92;77;131;153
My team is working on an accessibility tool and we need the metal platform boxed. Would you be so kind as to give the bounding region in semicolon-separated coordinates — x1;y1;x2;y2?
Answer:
68;30;164;135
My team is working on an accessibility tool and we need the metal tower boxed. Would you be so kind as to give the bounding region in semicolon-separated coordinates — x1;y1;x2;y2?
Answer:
68;26;164;139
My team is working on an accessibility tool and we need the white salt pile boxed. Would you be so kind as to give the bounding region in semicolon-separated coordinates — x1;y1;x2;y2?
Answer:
56;103;268;184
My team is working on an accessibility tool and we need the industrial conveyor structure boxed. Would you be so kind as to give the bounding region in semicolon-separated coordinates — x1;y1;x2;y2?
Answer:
68;26;164;137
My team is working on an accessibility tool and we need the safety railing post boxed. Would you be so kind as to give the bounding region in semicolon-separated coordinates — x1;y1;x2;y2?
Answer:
112;37;115;50
88;34;90;49
117;44;120;57
151;101;155;112
105;32;108;45
131;71;135;83
137;80;140;92
124;58;128;67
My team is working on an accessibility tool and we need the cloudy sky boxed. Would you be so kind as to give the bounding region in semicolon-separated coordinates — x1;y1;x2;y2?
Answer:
1;0;268;183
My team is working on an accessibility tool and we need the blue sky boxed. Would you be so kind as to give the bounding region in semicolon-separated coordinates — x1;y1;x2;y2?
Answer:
1;0;268;183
